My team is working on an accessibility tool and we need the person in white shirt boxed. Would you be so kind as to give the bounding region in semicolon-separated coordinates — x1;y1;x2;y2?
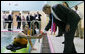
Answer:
2;12;8;29
74;5;83;39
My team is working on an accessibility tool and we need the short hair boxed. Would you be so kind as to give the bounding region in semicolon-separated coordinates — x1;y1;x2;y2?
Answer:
42;4;51;11
19;13;21;15
75;5;78;8
63;2;70;8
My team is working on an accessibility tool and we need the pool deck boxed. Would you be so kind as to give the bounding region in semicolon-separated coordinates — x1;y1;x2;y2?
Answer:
30;32;84;53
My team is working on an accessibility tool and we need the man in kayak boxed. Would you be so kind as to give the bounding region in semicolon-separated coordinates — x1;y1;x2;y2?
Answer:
6;24;43;52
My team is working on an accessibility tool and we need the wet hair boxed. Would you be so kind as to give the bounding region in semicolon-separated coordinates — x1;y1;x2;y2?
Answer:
63;2;70;8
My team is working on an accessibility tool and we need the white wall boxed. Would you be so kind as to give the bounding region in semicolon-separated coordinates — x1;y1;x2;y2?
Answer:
1;1;47;11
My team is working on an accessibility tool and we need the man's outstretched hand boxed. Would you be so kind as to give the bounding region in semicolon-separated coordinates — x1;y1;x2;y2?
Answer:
40;30;47;36
38;32;47;39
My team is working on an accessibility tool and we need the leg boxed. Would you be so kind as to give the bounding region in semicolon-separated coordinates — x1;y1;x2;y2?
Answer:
58;27;63;36
8;22;12;31
64;29;77;53
3;21;5;29
17;22;19;29
18;22;21;29
4;22;7;29
20;22;21;29
28;22;30;28
56;27;63;37
63;23;78;53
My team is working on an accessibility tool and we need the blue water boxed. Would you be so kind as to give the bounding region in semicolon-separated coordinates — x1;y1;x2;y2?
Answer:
1;32;36;53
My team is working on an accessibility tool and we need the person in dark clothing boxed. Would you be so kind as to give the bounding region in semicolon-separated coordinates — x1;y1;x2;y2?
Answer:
30;14;35;21
37;12;42;21
57;2;70;37
34;13;37;20
16;13;21;29
36;12;42;34
8;12;13;31
42;4;80;53
26;12;31;28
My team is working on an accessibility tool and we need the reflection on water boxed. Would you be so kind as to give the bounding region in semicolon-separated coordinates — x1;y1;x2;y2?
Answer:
1;32;19;51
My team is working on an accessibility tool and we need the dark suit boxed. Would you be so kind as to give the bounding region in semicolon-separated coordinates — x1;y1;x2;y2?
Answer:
26;15;31;28
45;4;80;53
8;14;13;31
37;14;41;21
16;16;21;29
45;13;65;32
30;15;35;21
34;14;37;20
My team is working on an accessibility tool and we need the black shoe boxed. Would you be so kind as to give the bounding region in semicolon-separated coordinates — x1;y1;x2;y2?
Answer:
6;44;14;50
72;51;77;53
56;35;62;37
62;42;65;44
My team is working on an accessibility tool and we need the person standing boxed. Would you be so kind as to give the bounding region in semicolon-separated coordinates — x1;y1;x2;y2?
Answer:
8;12;13;31
74;5;83;39
37;11;42;21
26;12;31;28
42;4;80;53
2;12;8;29
36;11;42;34
22;15;26;26
16;13;21;29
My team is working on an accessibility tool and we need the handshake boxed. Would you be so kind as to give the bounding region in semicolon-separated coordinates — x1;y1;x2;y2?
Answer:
37;32;47;39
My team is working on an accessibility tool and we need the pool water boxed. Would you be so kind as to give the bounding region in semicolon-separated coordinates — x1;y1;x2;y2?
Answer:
1;32;36;53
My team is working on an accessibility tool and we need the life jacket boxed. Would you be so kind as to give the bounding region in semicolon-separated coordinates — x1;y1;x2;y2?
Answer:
13;31;28;45
27;29;32;35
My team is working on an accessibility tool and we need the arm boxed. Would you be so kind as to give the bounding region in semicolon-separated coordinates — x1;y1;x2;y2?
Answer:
29;37;33;48
27;34;43;39
45;19;52;31
18;32;43;39
18;32;29;38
